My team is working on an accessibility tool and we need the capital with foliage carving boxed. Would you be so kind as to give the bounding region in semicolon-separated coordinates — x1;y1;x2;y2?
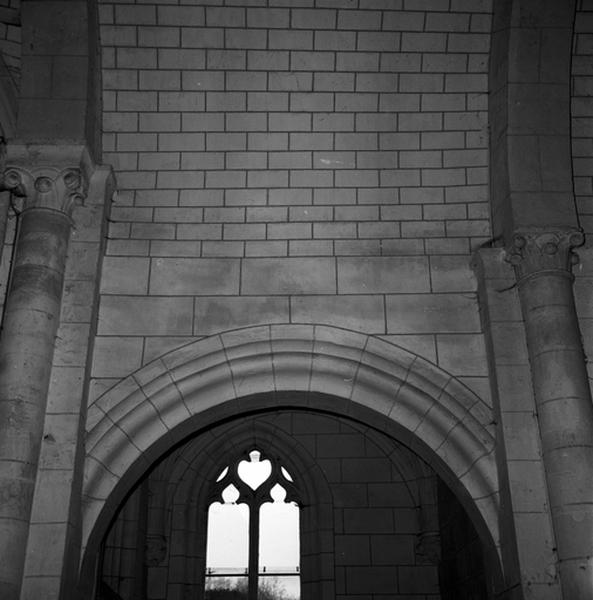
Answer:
2;166;86;216
506;229;584;280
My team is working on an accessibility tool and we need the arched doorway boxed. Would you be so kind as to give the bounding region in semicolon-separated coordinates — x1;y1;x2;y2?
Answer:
80;325;503;598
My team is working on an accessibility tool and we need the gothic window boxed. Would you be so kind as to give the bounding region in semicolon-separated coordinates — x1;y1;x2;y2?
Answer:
205;449;301;600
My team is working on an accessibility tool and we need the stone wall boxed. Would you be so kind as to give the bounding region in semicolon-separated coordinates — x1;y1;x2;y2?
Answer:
573;0;593;242
93;0;494;408
572;0;593;387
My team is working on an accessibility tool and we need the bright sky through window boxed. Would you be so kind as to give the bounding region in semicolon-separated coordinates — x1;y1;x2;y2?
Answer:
205;449;300;600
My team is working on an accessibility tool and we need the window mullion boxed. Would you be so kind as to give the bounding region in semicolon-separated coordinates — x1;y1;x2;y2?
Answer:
248;498;260;600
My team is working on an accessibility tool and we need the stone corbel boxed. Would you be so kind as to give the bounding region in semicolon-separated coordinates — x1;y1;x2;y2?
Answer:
2;166;86;217
505;229;584;280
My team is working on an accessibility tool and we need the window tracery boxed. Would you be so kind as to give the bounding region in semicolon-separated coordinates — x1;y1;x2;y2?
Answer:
205;449;301;600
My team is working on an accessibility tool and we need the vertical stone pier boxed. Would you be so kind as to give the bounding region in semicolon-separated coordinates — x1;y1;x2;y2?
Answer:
508;230;593;599
0;165;85;600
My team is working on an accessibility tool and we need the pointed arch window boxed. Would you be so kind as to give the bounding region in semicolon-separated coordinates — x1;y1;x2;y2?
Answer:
205;449;301;600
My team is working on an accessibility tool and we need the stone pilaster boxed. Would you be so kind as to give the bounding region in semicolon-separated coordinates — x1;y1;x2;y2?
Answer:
0;164;86;600
506;229;593;600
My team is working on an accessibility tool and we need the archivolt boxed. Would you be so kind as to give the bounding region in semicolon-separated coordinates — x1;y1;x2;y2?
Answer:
82;324;499;566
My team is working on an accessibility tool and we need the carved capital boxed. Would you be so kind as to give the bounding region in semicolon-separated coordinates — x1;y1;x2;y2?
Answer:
3;166;86;216
505;229;584;280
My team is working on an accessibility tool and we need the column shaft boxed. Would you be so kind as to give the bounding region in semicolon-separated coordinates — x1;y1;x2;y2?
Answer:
0;207;71;600
513;236;593;599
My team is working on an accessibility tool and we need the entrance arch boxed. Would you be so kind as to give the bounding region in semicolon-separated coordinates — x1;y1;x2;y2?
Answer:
81;324;501;593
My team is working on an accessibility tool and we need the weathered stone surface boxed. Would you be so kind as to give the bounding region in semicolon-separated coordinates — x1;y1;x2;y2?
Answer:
150;258;240;295
97;296;193;335
338;257;430;294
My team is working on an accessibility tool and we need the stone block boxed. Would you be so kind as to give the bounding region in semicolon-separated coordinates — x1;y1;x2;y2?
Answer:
92;336;143;378
337;52;380;72
143;337;195;363
342;457;391;482
357;222;399;237
207;49;246;70
502;411;542;461
425;12;470;31
98;296;193;335
401;221;445;238
227;72;267;91
100;256;150;294
429;255;476;292
157;6;205;26
313;113;354;131
268;151;311;169
245;49;288;71
248;170;288;188
291;295;385;333
46;366;84;413
448;32;490;53
115;5;156;25
314;190;355;206
21;523;66;576
157;170;204;189
181;27;223;49
401;32;447;53
513;513;558;585
241;257;336;294
195;296;289;335
139;112;180;132
387;293;480;334
370;534;415;564
226;28;268;49
116;132;156;152
289;240;332;256
338;256;430;293
381;239;425;255
245;240;286;256
203;241;245;257
176;223;222;240
150;258;241;294
335;535;371;565
398;112;442;131
291;51;335;72
206;6;245;27
225;189;267;206
160;49;207;70
182;70;225;91
380;205;421;220
346;566;398;593
398;566;439;594
268;223;311;239
246;92;288;112
247;133;287;152
204;207;245;224
247;8;290;28
138;26;180;48
291;8;336;29
117;91;158;111
436;333;488;376
149;241;200;257
291;170;333;188
181;151;223;170
101;25;136;47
